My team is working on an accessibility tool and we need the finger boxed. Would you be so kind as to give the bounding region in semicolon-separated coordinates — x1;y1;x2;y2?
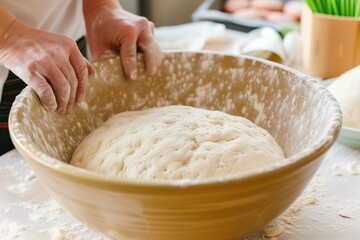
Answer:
69;51;89;104
138;29;163;76
28;72;57;112
120;36;138;80
59;61;78;114
86;58;95;75
39;61;70;115
148;21;155;33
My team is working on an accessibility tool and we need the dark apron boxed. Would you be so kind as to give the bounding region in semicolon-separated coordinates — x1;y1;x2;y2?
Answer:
0;36;88;155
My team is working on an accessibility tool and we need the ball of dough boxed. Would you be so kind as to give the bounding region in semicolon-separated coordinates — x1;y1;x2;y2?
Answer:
70;106;285;181
327;65;360;128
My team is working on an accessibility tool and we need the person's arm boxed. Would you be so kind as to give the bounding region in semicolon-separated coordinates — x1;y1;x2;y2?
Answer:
0;5;16;38
82;0;162;80
0;5;94;114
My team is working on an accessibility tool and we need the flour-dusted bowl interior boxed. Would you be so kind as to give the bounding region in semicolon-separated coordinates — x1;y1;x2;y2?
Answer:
9;52;341;240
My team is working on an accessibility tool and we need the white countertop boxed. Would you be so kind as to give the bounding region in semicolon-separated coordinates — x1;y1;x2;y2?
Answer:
1;143;359;240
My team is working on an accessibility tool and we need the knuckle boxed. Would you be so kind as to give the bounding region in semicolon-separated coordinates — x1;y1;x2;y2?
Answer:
62;36;77;51
38;55;52;65
60;81;71;93
28;62;38;74
70;76;79;89
121;22;137;36
76;62;87;75
45;55;55;63
36;83;50;97
63;35;74;45
136;17;149;26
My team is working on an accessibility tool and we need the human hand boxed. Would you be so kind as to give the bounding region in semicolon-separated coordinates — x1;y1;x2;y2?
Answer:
83;0;163;80
0;20;94;114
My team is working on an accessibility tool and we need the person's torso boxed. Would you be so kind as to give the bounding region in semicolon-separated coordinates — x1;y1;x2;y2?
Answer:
0;0;85;39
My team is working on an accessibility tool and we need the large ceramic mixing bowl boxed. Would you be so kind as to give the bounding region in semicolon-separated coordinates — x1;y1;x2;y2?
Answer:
9;52;342;239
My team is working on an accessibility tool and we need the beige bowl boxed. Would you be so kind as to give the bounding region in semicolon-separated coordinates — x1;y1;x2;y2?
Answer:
9;52;341;240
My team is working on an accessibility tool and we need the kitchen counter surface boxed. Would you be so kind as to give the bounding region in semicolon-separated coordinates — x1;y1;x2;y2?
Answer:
1;143;359;240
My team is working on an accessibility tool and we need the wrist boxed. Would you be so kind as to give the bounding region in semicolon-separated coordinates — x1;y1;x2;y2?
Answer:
83;0;121;21
0;19;31;64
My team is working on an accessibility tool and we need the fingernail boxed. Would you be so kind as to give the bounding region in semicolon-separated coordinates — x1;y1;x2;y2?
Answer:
57;108;66;115
44;106;56;112
44;103;57;112
150;65;157;76
130;69;137;80
66;105;74;114
76;93;85;103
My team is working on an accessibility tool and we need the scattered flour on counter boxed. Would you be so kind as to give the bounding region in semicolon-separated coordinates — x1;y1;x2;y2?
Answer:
346;161;359;175
332;164;343;176
29;200;64;223
4;159;37;195
3;200;106;240
49;228;65;240
277;195;318;228
0;221;27;240
25;174;37;181
264;222;285;238
332;161;359;176
338;209;353;219
6;182;33;195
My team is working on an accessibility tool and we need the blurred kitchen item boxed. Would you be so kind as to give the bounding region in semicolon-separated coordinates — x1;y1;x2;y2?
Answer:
301;5;360;79
326;65;360;148
283;0;302;20
155;21;226;51
239;27;286;63
303;0;360;17
328;65;360;129
283;29;300;66
201;29;246;54
141;0;204;26
336;127;360;148
192;0;300;32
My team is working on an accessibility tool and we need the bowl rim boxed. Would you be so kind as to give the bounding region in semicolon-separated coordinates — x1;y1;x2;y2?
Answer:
9;52;343;189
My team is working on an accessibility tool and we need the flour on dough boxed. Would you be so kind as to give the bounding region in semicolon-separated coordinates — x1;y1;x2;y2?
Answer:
328;65;360;128
70;105;285;181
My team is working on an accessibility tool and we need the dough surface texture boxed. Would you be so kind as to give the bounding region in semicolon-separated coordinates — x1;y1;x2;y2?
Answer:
70;105;285;181
328;65;360;128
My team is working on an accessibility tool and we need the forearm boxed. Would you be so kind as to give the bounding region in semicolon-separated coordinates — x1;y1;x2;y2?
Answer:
0;5;17;53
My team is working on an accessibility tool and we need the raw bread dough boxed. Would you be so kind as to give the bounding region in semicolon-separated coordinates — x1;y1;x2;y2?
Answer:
70;105;285;181
328;65;360;128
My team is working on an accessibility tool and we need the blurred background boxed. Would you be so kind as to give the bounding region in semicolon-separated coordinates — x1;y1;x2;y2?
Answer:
120;0;204;26
118;0;359;80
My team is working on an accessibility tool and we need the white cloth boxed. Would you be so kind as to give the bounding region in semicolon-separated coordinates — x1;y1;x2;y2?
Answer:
0;0;85;102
